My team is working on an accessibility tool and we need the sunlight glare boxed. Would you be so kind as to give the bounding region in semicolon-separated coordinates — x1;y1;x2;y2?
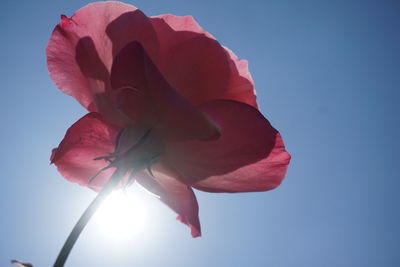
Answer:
93;190;146;239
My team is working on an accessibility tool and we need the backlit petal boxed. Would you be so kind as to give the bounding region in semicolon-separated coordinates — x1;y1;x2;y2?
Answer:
150;15;257;108
165;100;291;192
194;132;290;192
136;162;201;237
150;15;231;105
111;41;220;141
46;2;158;115
222;46;258;108
51;113;120;191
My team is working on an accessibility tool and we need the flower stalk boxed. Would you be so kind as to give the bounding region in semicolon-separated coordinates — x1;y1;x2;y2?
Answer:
53;168;125;267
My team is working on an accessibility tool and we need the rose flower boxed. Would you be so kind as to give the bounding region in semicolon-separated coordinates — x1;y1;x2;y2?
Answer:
47;1;291;238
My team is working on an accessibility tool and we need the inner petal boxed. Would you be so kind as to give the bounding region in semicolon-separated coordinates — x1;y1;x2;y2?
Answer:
110;41;220;142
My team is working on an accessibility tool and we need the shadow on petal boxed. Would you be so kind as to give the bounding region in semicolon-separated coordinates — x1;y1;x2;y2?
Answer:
150;15;256;107
165;100;290;192
106;10;159;60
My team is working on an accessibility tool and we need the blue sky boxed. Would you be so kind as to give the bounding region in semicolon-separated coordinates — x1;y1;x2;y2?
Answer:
1;0;399;266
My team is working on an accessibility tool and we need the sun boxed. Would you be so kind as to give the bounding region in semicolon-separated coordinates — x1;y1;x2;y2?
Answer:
93;190;147;239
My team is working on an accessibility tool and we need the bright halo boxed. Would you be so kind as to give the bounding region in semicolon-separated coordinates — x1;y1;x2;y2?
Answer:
93;190;146;239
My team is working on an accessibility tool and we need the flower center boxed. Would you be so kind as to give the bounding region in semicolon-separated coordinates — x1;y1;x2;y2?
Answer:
90;126;164;184
118;128;164;170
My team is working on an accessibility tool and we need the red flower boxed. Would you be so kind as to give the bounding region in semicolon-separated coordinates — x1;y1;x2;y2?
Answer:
47;1;291;237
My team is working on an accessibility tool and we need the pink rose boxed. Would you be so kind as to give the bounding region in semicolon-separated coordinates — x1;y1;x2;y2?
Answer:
47;1;290;237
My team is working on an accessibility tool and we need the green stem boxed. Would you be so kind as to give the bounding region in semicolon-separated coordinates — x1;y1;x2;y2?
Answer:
53;169;124;267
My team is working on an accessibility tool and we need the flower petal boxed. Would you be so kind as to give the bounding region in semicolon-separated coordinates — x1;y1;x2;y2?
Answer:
51;113;120;191
110;41;220;141
194;132;290;192
150;15;231;105
151;14;215;38
46;1;158;112
222;46;258;108
150;15;257;108
164;100;291;192
136;162;201;237
74;36;132;127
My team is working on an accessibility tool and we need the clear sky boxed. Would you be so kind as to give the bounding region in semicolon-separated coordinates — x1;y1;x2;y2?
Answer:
1;0;399;266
